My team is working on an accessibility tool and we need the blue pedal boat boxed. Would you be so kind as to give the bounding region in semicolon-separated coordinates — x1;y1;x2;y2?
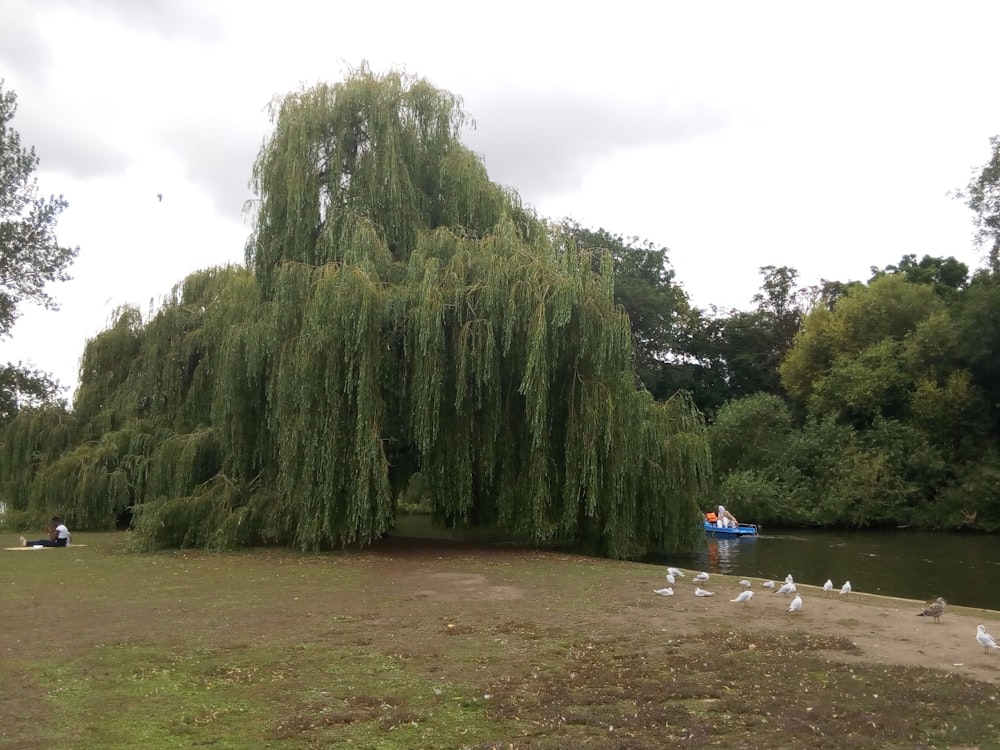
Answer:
703;519;759;537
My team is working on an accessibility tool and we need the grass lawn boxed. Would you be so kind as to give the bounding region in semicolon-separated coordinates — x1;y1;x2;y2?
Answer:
1;532;997;749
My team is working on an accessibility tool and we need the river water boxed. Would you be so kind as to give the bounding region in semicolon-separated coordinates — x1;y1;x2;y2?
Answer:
658;528;1000;611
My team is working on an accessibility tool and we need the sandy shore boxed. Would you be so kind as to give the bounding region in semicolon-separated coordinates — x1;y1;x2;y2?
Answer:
637;569;1000;685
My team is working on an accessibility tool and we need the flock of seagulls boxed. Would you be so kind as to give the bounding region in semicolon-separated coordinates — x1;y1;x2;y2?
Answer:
653;567;687;596
653;568;999;656
652;571;835;611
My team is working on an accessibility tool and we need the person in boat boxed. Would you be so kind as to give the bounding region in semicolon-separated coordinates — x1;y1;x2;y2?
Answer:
20;516;71;547
716;505;738;528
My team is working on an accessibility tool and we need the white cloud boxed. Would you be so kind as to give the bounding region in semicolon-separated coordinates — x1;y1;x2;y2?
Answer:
464;89;729;199
157;115;266;218
3;0;1000;397
0;1;53;83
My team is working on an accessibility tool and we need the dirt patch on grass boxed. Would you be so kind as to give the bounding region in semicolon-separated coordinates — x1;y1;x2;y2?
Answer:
407;571;524;601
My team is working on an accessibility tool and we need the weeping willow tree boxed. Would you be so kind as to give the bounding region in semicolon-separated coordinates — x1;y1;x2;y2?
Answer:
0;67;711;557
0;265;244;530
0;403;79;527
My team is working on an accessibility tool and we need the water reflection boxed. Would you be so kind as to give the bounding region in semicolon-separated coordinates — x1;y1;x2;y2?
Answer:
705;536;745;574
657;528;1000;611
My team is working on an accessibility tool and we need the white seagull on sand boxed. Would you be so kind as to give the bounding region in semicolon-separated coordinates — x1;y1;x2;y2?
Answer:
840;581;852;596
667;567;685;578
788;594;803;613
917;598;946;623
653;587;674;597
977;624;999;654
738;579;752;589
730;590;753;607
785;573;794;585
775;582;797;597
665;573;676;585
822;579;833;592
761;580;775;589
694;587;716;597
693;572;710;583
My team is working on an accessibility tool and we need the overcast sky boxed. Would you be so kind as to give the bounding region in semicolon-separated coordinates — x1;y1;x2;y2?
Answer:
3;0;999;398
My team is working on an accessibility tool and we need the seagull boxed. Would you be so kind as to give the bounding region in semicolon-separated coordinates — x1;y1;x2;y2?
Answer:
917;597;946;623
157;193;163;202
822;579;833;593
761;580;775;589
775;582;797;597
788;594;803;613
666;573;676;585
738;579;752;590
694;587;716;597
693;572;710;583
730;590;753;607
785;573;794;585
653;587;674;596
977;624;999;654
666;567;685;578
840;581;852;596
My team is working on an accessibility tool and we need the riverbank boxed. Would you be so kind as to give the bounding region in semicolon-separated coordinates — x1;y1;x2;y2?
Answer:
660;526;1000;611
3;533;998;748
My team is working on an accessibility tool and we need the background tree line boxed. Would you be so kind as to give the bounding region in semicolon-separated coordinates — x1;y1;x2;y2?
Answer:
3;70;1000;548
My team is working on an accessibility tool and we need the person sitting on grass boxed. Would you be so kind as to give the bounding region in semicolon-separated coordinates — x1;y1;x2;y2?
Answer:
20;516;71;548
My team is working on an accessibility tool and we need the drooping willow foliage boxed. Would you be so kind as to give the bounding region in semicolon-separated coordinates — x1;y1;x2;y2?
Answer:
0;67;710;556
